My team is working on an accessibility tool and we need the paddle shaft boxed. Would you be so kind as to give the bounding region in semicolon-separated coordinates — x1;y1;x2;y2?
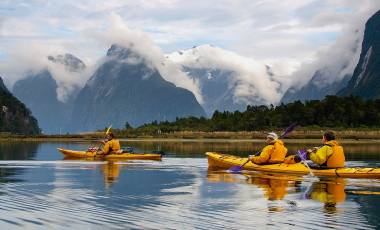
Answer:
253;124;296;156
229;123;297;172
240;159;251;168
297;150;315;177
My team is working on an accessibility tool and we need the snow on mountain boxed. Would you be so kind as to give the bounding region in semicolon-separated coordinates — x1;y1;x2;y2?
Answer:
166;45;285;115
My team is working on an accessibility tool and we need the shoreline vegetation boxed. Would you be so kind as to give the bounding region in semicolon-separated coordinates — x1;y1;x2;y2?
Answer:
2;130;380;142
2;96;380;142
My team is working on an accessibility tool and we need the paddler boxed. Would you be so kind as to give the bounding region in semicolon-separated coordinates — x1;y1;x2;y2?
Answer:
249;132;288;164
97;132;121;155
306;131;345;168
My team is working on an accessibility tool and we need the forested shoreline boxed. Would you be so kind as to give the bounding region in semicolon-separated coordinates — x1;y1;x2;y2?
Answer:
117;95;380;136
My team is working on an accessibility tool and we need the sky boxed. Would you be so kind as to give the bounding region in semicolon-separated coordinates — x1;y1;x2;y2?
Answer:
0;0;379;104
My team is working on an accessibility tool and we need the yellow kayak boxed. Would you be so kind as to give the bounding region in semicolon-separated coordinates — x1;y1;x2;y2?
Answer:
206;152;380;179
57;148;162;161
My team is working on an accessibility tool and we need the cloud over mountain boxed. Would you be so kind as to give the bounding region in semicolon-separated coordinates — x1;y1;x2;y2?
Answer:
284;1;380;92
167;45;285;107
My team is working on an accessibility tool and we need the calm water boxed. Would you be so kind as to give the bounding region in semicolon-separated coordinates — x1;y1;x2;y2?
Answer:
0;140;379;229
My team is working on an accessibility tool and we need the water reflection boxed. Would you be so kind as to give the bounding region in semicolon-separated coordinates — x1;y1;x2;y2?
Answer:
0;142;39;184
305;177;346;213
101;162;121;188
0;141;39;160
0;141;378;229
207;170;349;211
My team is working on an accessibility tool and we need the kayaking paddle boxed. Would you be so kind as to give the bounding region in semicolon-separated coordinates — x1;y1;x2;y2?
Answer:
94;125;113;156
297;150;314;177
228;123;297;173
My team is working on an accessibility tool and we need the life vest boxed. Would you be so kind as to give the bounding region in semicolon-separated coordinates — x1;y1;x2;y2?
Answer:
324;141;345;168
269;140;288;163
103;139;121;154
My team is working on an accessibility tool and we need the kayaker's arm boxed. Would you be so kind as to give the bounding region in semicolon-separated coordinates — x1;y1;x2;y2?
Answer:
250;145;273;164
309;146;332;165
102;141;111;154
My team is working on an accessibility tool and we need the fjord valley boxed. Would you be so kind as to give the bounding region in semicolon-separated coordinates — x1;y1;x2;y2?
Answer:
0;2;380;229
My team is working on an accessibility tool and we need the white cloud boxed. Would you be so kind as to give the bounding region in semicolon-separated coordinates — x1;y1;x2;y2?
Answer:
167;45;284;105
86;13;203;103
0;0;379;105
0;42;94;103
287;1;380;90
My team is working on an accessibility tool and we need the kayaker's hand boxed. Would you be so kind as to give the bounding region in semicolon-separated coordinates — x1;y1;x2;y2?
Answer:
306;147;318;154
248;155;254;160
116;150;123;154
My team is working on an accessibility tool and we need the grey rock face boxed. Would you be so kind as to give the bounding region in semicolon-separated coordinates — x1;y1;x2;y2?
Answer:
47;53;86;72
70;44;206;132
13;53;85;134
338;10;380;99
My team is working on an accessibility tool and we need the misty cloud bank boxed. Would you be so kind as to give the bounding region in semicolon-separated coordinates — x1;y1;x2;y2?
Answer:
0;1;379;108
287;2;380;91
167;45;285;105
0;43;95;103
87;13;203;104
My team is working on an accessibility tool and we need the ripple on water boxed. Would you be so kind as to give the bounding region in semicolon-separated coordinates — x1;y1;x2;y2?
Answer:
0;157;378;229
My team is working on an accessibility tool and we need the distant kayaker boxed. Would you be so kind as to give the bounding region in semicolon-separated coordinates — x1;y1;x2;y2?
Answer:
306;131;345;168
97;132;121;155
249;132;288;164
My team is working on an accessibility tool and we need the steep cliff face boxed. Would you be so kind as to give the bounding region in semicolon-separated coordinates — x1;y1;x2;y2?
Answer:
13;70;67;134
0;77;40;135
12;54;85;134
338;10;380;99
70;44;206;132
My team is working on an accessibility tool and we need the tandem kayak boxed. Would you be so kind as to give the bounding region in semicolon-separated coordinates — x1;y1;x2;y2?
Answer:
57;148;162;161
206;152;380;179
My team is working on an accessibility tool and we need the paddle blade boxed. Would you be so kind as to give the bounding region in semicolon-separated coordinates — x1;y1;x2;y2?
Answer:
105;125;112;135
228;166;243;173
279;123;297;138
297;150;307;161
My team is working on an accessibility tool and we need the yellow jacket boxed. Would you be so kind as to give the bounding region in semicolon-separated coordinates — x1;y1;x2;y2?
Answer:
251;140;288;164
310;140;345;168
103;139;121;154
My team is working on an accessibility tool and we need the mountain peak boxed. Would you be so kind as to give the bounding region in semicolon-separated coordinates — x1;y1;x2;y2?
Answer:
106;44;135;59
47;53;86;72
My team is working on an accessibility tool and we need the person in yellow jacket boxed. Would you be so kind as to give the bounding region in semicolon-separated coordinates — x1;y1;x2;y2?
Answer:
307;131;345;168
249;132;288;164
97;132;121;155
